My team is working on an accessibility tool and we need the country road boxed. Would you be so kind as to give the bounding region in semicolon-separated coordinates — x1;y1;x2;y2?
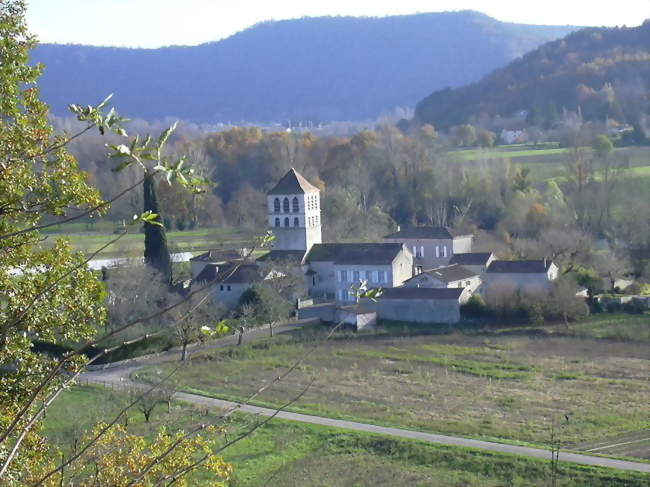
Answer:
82;321;650;475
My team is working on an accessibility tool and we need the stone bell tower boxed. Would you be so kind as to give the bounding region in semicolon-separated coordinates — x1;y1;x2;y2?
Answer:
267;168;322;252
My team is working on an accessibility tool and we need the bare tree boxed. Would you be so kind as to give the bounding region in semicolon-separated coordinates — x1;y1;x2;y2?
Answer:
593;250;632;291
168;294;226;361
255;259;305;337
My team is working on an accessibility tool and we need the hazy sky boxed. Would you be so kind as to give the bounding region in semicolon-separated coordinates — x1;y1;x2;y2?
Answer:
27;0;648;48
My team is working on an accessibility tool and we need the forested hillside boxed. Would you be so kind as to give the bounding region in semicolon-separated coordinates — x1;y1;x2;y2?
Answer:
415;21;650;129
32;11;576;123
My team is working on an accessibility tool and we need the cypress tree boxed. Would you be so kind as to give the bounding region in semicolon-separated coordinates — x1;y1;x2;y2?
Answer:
143;173;172;283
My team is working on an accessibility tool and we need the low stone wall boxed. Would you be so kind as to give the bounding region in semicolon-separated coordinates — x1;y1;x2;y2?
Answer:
297;302;336;322
363;298;461;324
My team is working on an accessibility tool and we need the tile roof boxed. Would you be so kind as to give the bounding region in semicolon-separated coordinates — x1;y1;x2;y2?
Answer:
305;243;405;265
379;287;464;300
406;264;477;284
268;168;319;195
487;260;553;274
449;252;494;266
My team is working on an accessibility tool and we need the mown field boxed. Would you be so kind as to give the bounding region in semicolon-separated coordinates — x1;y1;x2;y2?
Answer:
43;385;648;486
453;144;650;182
40;225;253;258
138;314;650;460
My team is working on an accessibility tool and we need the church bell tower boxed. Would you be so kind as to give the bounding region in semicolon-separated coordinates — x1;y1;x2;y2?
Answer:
267;168;322;252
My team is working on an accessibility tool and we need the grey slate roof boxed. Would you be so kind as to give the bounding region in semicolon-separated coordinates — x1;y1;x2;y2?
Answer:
195;263;262;284
268;168;319;195
190;249;245;263
487;260;553;274
305;243;404;265
407;264;477;284
379;287;464;300
449;252;494;266
256;250;306;262
384;226;454;239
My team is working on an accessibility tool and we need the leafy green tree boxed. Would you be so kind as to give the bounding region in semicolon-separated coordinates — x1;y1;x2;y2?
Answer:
592;135;613;159
453;124;477;147
0;3;227;483
477;129;496;148
0;2;108;478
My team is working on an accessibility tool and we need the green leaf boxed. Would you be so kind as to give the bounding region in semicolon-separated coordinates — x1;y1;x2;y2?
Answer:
96;93;114;110
158;122;178;148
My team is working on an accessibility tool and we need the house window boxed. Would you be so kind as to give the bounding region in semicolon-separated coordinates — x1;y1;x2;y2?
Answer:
274;218;280;227
435;245;440;258
226;285;231;291
284;217;290;227
273;198;280;213
442;246;447;257
219;285;224;291
419;246;424;258
292;196;299;212
294;217;300;227
378;270;386;283
283;197;290;212
412;246;417;257
339;270;348;282
339;289;349;301
312;277;316;286
353;270;360;282
315;197;318;210
372;271;378;283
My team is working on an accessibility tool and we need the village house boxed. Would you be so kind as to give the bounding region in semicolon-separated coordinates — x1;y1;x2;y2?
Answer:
303;242;413;302
448;252;495;276
194;262;264;308
403;264;481;294
383;226;473;272
482;259;558;297
190;249;245;279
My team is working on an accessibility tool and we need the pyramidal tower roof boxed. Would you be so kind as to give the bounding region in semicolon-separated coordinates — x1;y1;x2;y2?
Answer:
268;168;319;195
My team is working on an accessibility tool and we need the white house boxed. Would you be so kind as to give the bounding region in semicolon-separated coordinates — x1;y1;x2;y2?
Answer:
403;264;481;294
303;242;413;302
383;226;473;272
482;259;558;297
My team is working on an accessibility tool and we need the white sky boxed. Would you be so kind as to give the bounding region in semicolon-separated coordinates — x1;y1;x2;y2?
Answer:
26;0;649;48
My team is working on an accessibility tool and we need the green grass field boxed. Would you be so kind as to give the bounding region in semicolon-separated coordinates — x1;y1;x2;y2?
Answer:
40;225;253;258
43;385;648;486
453;145;650;183
137;315;650;460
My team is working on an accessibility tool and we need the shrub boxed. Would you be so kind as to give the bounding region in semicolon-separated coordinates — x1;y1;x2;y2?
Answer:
461;294;487;316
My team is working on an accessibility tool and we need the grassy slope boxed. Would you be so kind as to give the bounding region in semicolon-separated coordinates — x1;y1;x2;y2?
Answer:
43;385;647;487
137;315;650;458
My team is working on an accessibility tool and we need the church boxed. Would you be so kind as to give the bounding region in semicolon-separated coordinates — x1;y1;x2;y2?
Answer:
190;168;557;325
